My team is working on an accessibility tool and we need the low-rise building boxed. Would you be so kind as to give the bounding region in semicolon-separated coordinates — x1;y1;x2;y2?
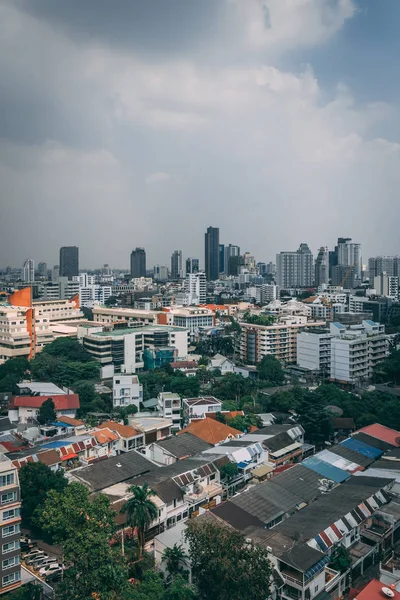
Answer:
183;397;222;423
158;392;182;432
297;328;332;374
146;432;212;465
178;418;241;446
8;394;80;424
208;353;235;374
167;307;215;341
112;375;143;409
129;417;172;444
97;421;144;452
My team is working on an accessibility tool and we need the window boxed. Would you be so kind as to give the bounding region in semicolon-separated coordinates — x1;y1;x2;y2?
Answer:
2;509;20;522
3;555;20;570
2;524;20;538
3;540;19;554
1;493;16;505
0;474;14;487
2;571;20;587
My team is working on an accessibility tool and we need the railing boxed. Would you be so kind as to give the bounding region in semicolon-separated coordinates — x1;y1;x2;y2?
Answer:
325;566;341;592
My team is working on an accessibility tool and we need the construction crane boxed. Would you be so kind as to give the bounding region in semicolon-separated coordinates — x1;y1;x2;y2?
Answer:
340;263;355;288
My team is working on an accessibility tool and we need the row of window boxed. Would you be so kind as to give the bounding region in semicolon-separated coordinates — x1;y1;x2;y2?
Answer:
2;570;20;587
0;474;14;488
3;540;20;554
2;524;20;537
1;492;16;505
2;508;20;522
3;555;19;570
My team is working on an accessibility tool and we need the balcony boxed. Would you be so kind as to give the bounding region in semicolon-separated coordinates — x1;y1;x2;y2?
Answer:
381;554;400;575
184;481;223;505
325;566;341;592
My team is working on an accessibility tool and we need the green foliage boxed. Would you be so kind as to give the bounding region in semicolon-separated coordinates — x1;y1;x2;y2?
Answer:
105;295;119;307
185;520;272;600
37;397;56;425
122;484;158;557
162;544;188;578
296;391;333;447
129;570;165;600
329;545;351;573
228;414;261;432
19;462;67;529
216;411;226;424
74;381;112;417
373;349;400;384
139;370;200;401
35;482;126;600
164;576;197;600
42;337;93;362
4;582;42;599
242;311;275;326
258;355;285;386
220;462;239;482
0;357;29;392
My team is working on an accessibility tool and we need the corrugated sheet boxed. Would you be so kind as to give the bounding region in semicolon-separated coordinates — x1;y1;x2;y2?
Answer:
340;437;382;459
317;449;361;473
302;456;350;483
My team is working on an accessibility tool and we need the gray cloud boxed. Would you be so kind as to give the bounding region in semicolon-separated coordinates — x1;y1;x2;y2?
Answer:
0;0;399;270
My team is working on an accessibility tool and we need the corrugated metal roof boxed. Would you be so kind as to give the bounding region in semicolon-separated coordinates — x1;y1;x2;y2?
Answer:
317;449;361;473
341;437;382;459
302;456;350;483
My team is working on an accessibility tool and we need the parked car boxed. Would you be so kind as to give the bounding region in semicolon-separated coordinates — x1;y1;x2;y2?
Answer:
32;556;57;570
39;563;62;577
23;548;44;560
45;570;62;583
25;552;47;565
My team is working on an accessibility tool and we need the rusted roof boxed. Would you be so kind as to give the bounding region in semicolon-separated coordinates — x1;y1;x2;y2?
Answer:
178;419;241;445
98;420;141;438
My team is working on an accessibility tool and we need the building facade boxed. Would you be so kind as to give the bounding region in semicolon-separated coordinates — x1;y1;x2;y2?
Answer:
184;272;207;305
112;374;143;409
374;273;399;300
276;244;313;289
130;248;146;278
185;258;199;275
171;251;183;280
59;246;79;279
204;226;219;281
21;259;34;283
314;246;329;287
0;455;21;595
169;307;214;340
296;329;332;374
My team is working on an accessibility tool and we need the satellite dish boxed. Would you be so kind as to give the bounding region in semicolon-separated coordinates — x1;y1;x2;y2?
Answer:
382;588;395;598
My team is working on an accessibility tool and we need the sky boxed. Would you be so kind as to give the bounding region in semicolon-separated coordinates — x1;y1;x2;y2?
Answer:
1;0;400;270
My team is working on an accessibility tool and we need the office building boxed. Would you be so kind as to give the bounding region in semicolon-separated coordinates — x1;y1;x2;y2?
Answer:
219;244;225;274
59;246;79;279
314;246;329;286
37;277;80;301
224;244;240;274
297;329;332;374
185;258;199;275
130;248;146;278
276;243;313;288
337;238;361;278
0;455;21;594
330;320;388;384
153;265;169;281
205;226;219;281
21;259;34;283
37;262;47;278
184;272;207;305
83;325;189;373
170;250;183;280
112;374;143;409
79;285;112;308
374;273;399;300
169;306;214;340
52;265;59;281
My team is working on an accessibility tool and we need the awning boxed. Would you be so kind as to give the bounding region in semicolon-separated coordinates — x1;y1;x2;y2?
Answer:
61;453;78;461
270;442;302;459
251;464;273;478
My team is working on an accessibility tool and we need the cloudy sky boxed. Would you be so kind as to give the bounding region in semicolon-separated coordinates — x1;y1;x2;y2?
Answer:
1;0;400;270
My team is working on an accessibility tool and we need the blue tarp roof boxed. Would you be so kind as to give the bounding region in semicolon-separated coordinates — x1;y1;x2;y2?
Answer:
302;455;350;483
237;461;251;469
340;437;382;459
51;421;74;427
304;555;329;582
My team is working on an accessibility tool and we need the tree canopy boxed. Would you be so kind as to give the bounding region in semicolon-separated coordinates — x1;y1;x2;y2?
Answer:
122;484;158;558
19;461;67;529
37;397;57;425
185;520;272;600
258;355;285;386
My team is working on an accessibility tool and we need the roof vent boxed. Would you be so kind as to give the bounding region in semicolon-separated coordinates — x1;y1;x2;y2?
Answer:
382;588;395;598
116;463;122;468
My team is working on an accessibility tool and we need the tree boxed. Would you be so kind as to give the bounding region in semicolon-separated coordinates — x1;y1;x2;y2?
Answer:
220;462;239;483
122;484;158;558
19;462;67;529
164;576;197;600
162;544;188;578
258;355;285;386
35;482;126;600
105;295;119;307
242;312;275;326
129;570;165;600
37;398;57;425
0;357;29;392
329;545;351;573
42;337;93;362
185;520;272;600
74;381;98;416
297;392;333;447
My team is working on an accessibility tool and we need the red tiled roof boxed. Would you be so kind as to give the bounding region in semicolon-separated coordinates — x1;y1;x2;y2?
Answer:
358;424;400;447
9;394;80;410
354;579;400;600
206;410;244;420
170;361;198;369
178;419;241;445
57;415;84;427
94;429;119;444
98;421;141;438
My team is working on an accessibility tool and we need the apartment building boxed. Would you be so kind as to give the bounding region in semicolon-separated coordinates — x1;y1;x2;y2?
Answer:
92;306;160;326
83;325;189;373
374;273;399;300
183;272;207;305
112;375;143;409
167;306;214;340
330;320;388;384
297;329;332;374
33;297;83;323
240;316;326;365
0;455;21;595
158;392;182;432
276;244;314;288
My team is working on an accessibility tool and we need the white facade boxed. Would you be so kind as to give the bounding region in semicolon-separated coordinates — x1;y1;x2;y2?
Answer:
21;259;34;283
168;307;214;340
158;392;182;431
0;304;53;364
276;244;313;288
330;320;388;383
113;375;143;409
33;298;83;323
374;273;399;300
183;397;222;422
297;330;332;372
92;306;159;325
79;285;112;308
338;241;362;278
184;272;207;305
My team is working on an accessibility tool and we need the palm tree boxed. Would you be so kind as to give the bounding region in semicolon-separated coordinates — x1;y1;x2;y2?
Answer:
121;483;158;558
162;543;188;578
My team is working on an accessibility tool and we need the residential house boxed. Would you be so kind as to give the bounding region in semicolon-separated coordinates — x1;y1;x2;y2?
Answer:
129;417;172;445
183;397;222;423
92;428;120;457
158;392;182;432
170;361;198;377
178;418;241;446
11;449;62;472
208;353;235;374
97;421;144;452
146;432;212;465
8;394;80;424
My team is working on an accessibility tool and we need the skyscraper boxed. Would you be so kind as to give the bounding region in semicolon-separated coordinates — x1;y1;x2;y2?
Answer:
224;244;240;274
37;262;48;277
204;226;219;281
171;250;183;279
314;246;329;286
219;244;225;274
186;258;199;274
130;248;146;278
21;259;34;283
59;246;79;279
276;243;313;288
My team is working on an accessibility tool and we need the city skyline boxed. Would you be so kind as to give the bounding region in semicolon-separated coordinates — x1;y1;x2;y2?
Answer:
1;1;400;267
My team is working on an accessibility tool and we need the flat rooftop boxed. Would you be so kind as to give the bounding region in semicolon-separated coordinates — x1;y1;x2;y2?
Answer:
91;325;187;337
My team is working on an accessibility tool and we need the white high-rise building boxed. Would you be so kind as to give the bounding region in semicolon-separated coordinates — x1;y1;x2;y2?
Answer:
276;244;313;288
374;273;399;300
184;272;206;305
21;259;34;283
338;240;362;278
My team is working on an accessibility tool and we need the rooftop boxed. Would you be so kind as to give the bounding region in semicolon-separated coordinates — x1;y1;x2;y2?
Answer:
98;420;141;438
184;396;222;406
358;424;400;447
9;394;80;410
130;416;172;432
156;432;212;459
178;418;241;446
91;325;187;337
354;579;400;600
16;382;67;395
